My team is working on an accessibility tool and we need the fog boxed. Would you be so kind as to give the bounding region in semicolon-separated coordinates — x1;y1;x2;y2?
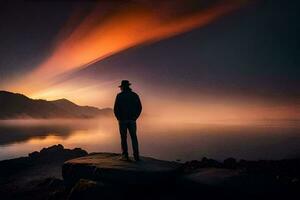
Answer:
1;117;299;161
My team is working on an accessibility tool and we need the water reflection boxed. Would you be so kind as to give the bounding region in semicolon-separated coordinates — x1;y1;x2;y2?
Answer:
0;124;72;145
0;118;300;161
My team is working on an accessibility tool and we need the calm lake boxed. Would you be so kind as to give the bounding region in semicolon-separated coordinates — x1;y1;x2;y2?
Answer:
0;118;300;161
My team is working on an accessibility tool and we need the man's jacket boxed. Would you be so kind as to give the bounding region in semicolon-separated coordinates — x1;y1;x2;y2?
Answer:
114;89;142;121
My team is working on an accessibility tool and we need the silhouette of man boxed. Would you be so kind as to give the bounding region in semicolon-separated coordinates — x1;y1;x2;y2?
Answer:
114;80;142;161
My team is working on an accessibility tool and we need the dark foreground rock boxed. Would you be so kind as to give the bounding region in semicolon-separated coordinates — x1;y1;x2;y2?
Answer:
62;153;182;186
67;179;104;200
1;145;300;200
182;168;240;186
0;144;87;200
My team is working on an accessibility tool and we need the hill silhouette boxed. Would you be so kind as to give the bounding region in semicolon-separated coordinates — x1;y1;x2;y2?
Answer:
0;91;111;119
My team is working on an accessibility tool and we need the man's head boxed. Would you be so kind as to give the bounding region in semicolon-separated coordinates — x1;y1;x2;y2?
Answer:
119;80;131;91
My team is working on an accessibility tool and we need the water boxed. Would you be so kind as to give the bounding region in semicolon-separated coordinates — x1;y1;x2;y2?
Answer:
0;118;300;161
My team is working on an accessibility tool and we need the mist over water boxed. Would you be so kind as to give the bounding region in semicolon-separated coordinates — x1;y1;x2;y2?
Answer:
0;117;300;161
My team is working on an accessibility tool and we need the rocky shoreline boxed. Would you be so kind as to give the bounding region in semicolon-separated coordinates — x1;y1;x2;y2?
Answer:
0;145;299;200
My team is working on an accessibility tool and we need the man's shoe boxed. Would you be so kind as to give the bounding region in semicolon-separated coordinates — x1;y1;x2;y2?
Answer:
119;155;130;161
134;156;140;162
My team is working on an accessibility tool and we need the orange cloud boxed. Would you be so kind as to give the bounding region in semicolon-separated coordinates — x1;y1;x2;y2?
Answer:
8;0;246;95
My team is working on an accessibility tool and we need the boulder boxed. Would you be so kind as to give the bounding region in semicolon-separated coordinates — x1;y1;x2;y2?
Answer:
182;157;222;172
28;144;88;162
223;157;237;169
182;168;240;186
62;153;182;186
67;179;104;200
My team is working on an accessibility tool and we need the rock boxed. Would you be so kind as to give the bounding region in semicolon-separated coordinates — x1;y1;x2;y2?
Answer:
36;177;64;188
182;157;222;173
182;168;240;186
223;157;237;169
67;179;104;200
201;157;222;168
40;144;64;154
28;151;39;159
28;144;88;162
0;144;89;199
62;153;182;186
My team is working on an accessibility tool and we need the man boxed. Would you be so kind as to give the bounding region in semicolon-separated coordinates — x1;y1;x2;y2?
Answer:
114;80;142;161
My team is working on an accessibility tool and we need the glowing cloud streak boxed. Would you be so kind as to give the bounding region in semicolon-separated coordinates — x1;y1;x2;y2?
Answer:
8;0;247;95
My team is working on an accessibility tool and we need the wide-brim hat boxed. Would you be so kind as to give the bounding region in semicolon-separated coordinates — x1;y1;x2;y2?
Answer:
119;80;131;87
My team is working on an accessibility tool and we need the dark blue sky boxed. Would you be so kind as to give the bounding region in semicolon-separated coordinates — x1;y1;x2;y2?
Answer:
0;0;300;105
0;0;92;81
68;0;300;104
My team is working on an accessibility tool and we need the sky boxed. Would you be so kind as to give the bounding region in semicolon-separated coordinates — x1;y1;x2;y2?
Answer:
0;0;300;123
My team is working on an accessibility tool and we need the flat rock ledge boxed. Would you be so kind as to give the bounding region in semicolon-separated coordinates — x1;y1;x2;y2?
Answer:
182;168;240;186
62;153;182;186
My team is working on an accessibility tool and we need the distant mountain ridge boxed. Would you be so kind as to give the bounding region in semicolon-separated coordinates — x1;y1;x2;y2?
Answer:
0;91;112;119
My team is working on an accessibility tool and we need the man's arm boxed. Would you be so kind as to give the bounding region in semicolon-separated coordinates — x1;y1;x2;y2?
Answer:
113;95;120;120
135;94;142;119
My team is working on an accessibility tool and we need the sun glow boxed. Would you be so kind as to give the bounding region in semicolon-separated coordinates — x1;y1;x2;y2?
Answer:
3;0;292;124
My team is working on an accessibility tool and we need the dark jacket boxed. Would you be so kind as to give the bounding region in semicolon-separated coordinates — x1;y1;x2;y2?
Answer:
114;89;142;121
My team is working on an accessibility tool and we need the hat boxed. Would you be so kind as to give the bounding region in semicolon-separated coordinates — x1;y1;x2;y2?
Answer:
119;80;131;87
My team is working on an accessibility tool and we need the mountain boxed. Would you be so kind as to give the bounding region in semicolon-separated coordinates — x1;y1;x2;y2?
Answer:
0;91;112;119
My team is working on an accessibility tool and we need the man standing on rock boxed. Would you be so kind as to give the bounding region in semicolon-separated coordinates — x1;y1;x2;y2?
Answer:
114;80;142;161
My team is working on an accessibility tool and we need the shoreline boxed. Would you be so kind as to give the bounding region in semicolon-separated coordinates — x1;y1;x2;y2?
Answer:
1;144;299;200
